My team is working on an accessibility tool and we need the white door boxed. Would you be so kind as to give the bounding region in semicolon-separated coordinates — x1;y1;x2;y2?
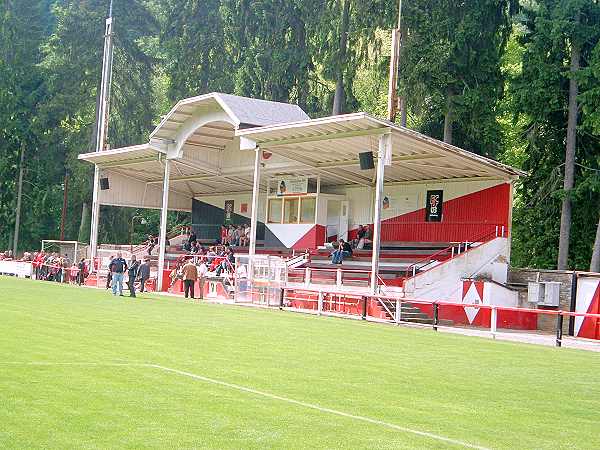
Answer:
338;201;349;241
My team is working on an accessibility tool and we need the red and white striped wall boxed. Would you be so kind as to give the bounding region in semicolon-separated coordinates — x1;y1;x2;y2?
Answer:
575;276;600;340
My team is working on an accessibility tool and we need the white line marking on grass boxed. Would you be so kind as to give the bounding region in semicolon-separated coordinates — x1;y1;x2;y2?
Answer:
0;362;489;450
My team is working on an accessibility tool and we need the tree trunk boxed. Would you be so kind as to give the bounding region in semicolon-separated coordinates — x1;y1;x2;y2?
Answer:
557;34;580;270
399;97;407;127
13;145;25;255
590;215;600;273
78;202;90;243
443;90;453;144
332;0;350;115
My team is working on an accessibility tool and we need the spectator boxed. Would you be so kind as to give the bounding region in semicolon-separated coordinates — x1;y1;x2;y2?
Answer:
220;225;228;245
137;258;151;293
109;252;127;296
182;259;198;299
331;239;353;264
106;256;114;289
127;255;140;298
77;258;86;286
197;259;208;300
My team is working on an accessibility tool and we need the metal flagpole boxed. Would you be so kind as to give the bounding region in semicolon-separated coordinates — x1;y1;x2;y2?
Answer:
90;0;115;265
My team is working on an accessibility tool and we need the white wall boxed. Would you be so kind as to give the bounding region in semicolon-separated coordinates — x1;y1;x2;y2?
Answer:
404;237;511;301
99;171;191;211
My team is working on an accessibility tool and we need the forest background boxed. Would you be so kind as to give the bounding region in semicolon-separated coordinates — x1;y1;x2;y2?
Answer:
1;0;600;271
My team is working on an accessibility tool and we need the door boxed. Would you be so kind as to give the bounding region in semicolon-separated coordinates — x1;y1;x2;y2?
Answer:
338;201;349;241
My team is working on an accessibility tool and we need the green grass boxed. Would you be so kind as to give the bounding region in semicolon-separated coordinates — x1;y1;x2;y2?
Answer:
1;277;599;449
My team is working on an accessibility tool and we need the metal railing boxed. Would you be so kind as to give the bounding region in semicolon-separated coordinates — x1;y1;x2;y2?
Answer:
403;227;506;280
280;286;600;347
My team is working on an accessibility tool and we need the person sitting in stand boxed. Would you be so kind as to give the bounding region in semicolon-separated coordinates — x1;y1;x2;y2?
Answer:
239;224;249;247
216;248;236;276
219;225;228;245
362;224;373;249
206;246;217;265
331;239;353;264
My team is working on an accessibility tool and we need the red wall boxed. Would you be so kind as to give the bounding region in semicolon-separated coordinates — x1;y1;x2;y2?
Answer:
378;184;511;243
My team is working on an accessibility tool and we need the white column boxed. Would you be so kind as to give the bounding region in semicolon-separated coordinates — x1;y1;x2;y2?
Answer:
370;134;389;294
248;146;261;261
157;159;171;291
89;166;101;263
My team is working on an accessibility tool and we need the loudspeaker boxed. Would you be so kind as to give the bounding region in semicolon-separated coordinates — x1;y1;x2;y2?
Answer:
359;151;375;170
100;177;110;190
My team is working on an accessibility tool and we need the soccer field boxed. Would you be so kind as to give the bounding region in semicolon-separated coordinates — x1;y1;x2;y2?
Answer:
1;277;598;449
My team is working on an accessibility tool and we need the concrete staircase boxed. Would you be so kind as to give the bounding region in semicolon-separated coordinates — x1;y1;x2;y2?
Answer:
378;299;454;325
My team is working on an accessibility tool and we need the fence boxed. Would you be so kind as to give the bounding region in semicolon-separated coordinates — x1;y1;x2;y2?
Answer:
280;287;600;347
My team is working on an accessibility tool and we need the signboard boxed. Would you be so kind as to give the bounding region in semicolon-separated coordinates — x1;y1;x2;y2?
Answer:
425;190;443;222
0;261;33;278
224;200;234;225
276;177;308;196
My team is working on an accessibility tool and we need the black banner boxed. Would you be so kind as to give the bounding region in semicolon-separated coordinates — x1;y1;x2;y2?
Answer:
224;200;234;225
425;190;443;222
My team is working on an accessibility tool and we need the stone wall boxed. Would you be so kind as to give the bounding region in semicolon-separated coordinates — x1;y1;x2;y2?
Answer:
508;268;575;334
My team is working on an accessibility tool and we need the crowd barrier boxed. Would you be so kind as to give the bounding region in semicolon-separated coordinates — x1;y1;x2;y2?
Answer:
0;260;33;278
281;287;600;347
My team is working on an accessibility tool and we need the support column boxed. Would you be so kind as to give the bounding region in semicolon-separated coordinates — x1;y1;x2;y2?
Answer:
248;146;261;264
370;134;389;294
157;159;171;291
89;166;101;263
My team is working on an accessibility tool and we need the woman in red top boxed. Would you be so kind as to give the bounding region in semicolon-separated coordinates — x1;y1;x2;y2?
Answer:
220;225;228;245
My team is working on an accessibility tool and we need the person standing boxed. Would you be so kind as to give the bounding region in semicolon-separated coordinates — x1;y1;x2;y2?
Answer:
106;255;114;289
198;259;208;300
182;259;198;299
138;258;150;293
77;258;86;286
109;252;127;296
127;255;140;298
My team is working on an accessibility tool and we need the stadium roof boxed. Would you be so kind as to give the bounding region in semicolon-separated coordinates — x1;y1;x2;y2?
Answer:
149;92;310;143
237;112;524;183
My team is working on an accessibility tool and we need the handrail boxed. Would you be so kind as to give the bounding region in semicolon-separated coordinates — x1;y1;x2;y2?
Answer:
403;227;504;280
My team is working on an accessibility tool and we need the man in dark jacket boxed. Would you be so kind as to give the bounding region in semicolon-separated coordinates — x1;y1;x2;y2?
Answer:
137;259;151;293
127;255;140;298
108;252;127;296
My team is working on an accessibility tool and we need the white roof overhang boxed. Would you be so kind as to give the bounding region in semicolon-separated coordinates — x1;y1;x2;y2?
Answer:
237;113;525;184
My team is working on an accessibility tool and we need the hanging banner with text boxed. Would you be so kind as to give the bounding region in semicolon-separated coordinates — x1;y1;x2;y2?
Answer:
425;190;443;222
276;177;308;196
224;200;235;225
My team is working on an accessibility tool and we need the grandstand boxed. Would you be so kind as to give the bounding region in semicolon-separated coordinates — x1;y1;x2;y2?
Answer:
64;91;600;341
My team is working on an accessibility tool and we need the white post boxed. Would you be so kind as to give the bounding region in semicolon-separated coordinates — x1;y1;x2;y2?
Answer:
490;306;498;339
248;146;261;279
336;268;342;286
318;291;323;315
305;267;311;287
370;134;389;294
395;298;401;324
89;14;115;264
157;159;171;291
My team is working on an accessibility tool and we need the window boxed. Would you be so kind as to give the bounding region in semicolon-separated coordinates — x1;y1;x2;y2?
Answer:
283;198;300;224
300;197;316;223
268;199;282;223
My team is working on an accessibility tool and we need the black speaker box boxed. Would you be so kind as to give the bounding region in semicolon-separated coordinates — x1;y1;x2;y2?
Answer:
100;177;110;190
359;151;375;170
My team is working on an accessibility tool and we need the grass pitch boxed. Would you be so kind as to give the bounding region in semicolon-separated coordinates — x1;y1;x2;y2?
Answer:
1;276;599;449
